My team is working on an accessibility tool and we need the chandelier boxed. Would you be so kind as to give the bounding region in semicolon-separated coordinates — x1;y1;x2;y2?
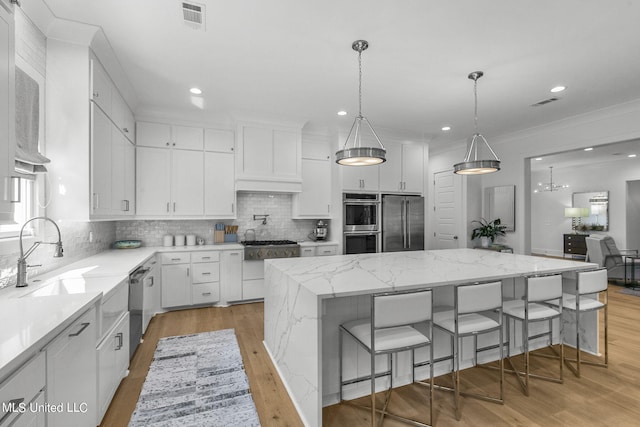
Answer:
534;166;569;193
453;71;501;175
335;40;386;166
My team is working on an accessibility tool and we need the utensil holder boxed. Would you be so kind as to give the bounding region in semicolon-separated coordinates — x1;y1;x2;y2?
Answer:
224;233;237;243
214;231;225;243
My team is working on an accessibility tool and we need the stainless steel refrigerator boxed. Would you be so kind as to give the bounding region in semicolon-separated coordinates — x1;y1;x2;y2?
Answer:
382;194;425;252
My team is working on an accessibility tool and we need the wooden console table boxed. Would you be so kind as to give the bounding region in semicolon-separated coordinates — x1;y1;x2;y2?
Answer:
564;233;589;258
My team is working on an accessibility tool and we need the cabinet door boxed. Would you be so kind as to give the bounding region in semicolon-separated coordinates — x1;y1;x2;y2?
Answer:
161;264;190;307
136;146;171;216
90;59;112;116
97;313;129;423
171;149;204;216
136;121;171;148
111;91;135;143
46;307;97;427
173;125;203;150
295;158;331;217
204;151;235;217
110;129;126;214
300;246;316;257
123;139;136;215
402;143;424;194
221;250;243;302
11;391;45;427
342;163;379;191
379;140;403;192
91;105;112;216
204;128;234;153
241;126;273;176
0;5;14;222
317;245;338;256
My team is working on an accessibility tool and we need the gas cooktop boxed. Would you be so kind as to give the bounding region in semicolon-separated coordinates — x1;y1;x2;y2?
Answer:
242;240;300;259
242;240;298;246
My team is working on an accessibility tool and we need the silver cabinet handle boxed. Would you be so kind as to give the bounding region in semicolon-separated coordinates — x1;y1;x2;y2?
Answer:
201;256;211;260
171;258;182;261
173;202;176;212
327;204;330;213
93;91;99;98
69;322;90;337
123;128;129;133
232;202;235;213
187;268;190;277
202;272;211;275
230;252;239;256
166;142;170;146
115;332;123;350
148;277;154;287
202;292;212;296
166;202;170;212
0;398;25;424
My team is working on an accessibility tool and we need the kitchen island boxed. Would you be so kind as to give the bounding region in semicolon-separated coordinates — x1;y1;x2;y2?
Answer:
263;249;598;427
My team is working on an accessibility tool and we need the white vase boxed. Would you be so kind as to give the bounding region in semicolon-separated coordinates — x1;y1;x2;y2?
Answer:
481;236;490;248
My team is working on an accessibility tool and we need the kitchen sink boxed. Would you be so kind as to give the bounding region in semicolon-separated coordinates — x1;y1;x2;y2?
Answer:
20;277;90;297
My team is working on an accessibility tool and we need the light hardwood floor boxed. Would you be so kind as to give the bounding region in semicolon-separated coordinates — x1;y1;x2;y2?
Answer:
102;285;640;426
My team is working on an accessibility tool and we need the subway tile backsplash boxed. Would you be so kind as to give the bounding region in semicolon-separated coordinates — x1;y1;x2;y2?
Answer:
116;193;322;246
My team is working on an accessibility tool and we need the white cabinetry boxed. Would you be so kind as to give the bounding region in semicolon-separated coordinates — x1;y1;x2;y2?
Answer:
46;306;97;427
0;352;45;427
221;250;243;304
342;162;379;191
161;253;191;308
242;260;264;301
293;137;332;218
0;2;15;223
161;251;221;308
236;123;302;192
204;127;236;218
379;141;424;194
299;243;338;257
97;312;129;423
136;121;204;150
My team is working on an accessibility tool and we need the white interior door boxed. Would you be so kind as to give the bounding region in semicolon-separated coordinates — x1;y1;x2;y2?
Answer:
434;170;462;249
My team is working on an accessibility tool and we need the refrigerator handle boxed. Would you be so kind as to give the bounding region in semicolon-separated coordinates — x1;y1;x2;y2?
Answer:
407;199;411;248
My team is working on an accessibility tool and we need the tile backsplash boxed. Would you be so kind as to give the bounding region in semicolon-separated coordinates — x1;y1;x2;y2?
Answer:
0;221;116;289
116;193;324;246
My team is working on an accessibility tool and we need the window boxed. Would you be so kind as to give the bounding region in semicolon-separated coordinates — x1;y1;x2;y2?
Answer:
0;177;35;238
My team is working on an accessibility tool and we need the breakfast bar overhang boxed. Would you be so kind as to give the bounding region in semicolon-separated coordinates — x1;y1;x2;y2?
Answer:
263;249;598;427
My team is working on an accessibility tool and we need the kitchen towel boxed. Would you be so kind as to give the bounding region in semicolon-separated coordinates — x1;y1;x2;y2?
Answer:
128;329;261;427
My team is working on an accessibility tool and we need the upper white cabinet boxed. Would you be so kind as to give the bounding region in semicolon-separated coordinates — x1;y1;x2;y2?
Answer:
341;162;379;192
137;121;203;150
0;2;15;223
205;128;234;153
379;141;424;194
293;136;332;218
204;151;235;217
90;59;112;116
236;123;302;192
171;148;204;216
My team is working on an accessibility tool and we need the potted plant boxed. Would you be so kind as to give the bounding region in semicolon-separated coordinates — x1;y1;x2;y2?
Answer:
471;218;507;248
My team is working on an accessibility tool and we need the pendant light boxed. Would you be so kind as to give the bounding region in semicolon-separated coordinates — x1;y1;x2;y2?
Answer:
336;40;386;166
453;71;501;175
533;166;569;192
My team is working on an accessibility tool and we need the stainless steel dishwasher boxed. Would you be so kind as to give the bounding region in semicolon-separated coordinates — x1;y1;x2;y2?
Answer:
129;264;152;359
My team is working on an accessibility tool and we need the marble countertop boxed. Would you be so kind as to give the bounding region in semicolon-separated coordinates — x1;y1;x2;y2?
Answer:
0;292;101;382
0;243;244;382
266;248;597;298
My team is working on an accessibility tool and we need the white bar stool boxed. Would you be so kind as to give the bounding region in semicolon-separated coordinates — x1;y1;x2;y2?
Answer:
339;288;434;427
561;268;608;377
502;273;564;396
433;281;504;421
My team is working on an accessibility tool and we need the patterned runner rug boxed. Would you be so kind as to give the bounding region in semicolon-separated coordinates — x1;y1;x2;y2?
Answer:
129;329;261;427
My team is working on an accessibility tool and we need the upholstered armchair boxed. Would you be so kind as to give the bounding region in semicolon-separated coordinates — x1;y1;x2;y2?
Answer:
585;235;639;283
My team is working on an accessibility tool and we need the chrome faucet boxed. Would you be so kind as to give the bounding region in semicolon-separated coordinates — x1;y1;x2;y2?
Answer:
16;216;64;287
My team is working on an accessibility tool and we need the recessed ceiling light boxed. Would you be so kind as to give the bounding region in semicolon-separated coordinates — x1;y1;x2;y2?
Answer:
337;110;347;116
190;87;202;95
584;147;593;151
442;126;451;131
534;157;542;161
550;85;566;93
629;154;637;158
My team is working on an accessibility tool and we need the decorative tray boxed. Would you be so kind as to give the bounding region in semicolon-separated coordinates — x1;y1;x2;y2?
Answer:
113;240;142;249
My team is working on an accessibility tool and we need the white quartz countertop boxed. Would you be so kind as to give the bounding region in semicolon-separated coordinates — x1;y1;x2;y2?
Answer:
0;292;101;382
266;248;597;298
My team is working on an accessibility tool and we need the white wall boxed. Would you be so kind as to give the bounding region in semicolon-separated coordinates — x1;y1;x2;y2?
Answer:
429;98;640;253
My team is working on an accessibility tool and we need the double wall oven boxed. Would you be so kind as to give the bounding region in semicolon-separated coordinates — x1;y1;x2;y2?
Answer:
343;193;380;254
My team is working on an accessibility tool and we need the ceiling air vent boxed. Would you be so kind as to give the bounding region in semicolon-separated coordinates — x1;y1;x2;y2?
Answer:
531;97;560;107
182;2;205;30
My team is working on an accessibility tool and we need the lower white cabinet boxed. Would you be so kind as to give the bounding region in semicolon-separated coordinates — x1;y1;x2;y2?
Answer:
97;312;129;423
161;262;190;308
300;243;338;257
161;251;220;308
0;352;46;427
45;306;97;427
242;260;264;301
221;250;243;303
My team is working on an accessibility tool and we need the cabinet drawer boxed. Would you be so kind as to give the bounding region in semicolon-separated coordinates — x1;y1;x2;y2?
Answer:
317;246;338;256
100;278;128;341
300;247;316;257
192;251;220;263
192;283;220;304
0;352;46;425
161;252;191;264
191;262;220;284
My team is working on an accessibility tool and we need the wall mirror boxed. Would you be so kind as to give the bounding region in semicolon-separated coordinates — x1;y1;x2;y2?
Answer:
485;185;515;232
572;191;609;231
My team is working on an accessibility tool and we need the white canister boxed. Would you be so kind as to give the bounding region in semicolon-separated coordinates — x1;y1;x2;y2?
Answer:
174;234;185;246
186;234;196;246
163;235;173;247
